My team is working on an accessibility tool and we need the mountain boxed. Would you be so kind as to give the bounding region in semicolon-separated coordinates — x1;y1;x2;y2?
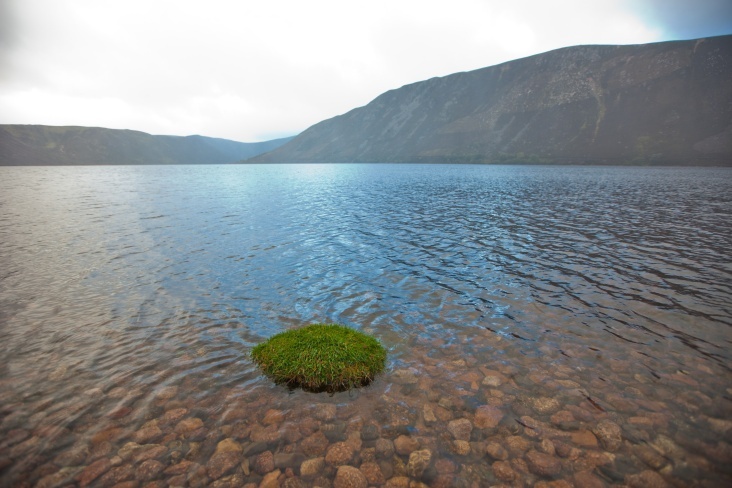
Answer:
0;125;294;165
251;35;732;165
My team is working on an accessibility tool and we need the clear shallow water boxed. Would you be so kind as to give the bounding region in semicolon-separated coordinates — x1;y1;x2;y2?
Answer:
0;164;730;487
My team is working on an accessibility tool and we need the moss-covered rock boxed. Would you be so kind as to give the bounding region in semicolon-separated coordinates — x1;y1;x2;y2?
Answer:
251;323;387;393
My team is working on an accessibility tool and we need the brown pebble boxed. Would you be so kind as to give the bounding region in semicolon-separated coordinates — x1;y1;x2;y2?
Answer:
325;442;355;466
259;469;282;488
135;459;163;481
474;405;504;429
91;427;124;445
452;440;471;456
174;417;204;435
384;476;410;487
625;469;669;488
525;449;562;478
571;430;599;448
160;408;188;424
492;460;516;481
375;438;395;458
447;418;473;441
406;449;432;478
505;435;532;454
132;420;162;443
301;431;329;456
108;406;132;419
254;450;275;475
532;397;561;415
262;409;285;425
77;458;111;487
206;450;242;480
334;465;368;488
485;441;509;461
593;420;622;452
393;435;420;455
163;460;193;475
359;462;385;485
574;469;607;488
299;457;325;479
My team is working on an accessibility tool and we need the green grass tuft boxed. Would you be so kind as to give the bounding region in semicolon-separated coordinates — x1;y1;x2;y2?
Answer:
251;323;387;393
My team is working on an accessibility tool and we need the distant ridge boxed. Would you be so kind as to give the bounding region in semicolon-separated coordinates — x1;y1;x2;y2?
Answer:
250;35;732;166
0;125;294;165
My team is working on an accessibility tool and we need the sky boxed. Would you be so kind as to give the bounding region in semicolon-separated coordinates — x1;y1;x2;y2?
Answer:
1;1;731;142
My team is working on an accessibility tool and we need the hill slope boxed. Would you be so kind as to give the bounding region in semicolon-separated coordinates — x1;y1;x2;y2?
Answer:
252;35;732;165
0;125;293;165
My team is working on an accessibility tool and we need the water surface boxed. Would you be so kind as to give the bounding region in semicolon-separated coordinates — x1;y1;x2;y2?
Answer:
1;164;730;487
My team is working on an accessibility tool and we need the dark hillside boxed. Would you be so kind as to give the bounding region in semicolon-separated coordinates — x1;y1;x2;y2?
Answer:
0;125;293;165
251;35;732;165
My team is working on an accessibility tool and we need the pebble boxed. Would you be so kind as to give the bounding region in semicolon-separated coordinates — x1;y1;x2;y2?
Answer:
452;440;471;456
273;452;305;469
254;450;275;475
259;469;282;488
262;409;285;425
625;469;670;488
91;427;124;446
447;418;472;441
133;444;168;463
361;423;380;441
533;397;562;415
573;469;607;488
492;460;516;481
249;423;280;443
334;465;368;488
406;449;432;478
384;476;410;488
505;435;532;454
216;438;243;453
36;468;81;488
301;431;329;456
325;441;355;466
474;405;503;429
160;408;188;424
174;417;204;435
635;444;667;469
164;459;194;475
314;403;337;421
205;438;245;480
135;459;164;481
77;458;111;487
540;438;556;456
482;374;503;387
392;369;419;384
300;457;325;479
422;404;437;423
393;435;419;455
593;420;622;452
486;441;509;460
360;461;385;485
375;438;395;458
155;386;178;401
54;442;89;465
572;430;599;448
525;449;563;478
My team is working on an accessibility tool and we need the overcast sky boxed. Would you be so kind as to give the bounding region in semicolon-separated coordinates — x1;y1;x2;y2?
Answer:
1;0;730;142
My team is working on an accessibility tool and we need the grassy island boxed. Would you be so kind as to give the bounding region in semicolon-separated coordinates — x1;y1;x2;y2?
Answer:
251;323;387;393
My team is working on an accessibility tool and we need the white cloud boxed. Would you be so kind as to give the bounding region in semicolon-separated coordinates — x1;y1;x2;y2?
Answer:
0;0;696;142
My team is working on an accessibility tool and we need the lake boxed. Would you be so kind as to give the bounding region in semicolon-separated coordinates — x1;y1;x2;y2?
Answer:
0;164;730;487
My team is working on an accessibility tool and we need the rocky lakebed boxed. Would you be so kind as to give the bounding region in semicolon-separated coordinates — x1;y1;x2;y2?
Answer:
2;323;730;488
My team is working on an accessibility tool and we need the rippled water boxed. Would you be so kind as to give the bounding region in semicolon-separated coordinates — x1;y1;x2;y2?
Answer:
1;164;730;487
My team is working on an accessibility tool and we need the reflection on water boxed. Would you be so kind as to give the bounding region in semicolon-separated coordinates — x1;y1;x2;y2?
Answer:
0;164;730;487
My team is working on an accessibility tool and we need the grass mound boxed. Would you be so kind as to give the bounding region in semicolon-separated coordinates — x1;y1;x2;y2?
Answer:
251;323;387;393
